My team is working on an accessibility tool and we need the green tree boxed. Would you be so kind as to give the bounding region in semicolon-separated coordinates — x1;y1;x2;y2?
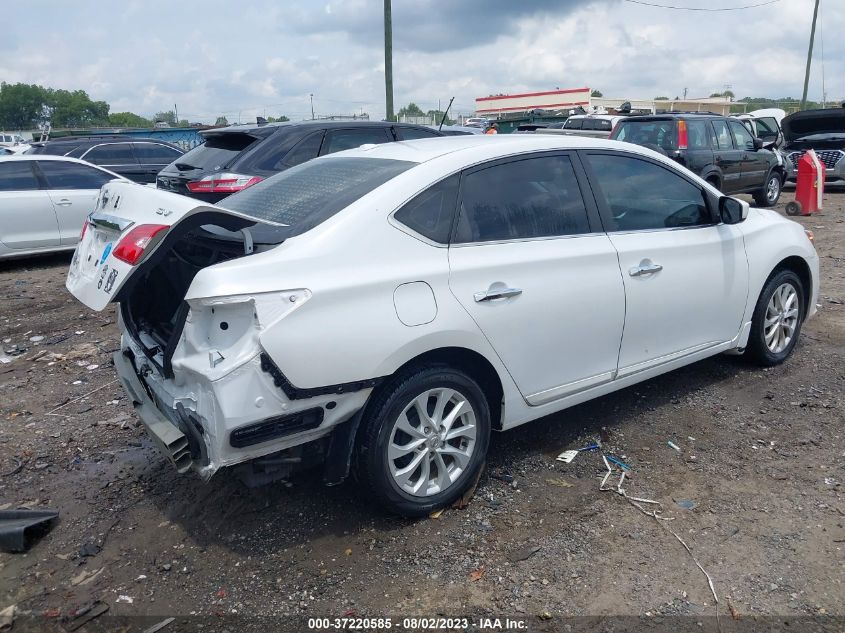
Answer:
48;89;109;127
397;102;425;118
108;112;152;128
591;89;603;97
215;116;229;126
154;110;177;125
709;90;735;99
426;109;453;125
654;96;669;100
0;82;47;129
266;115;290;123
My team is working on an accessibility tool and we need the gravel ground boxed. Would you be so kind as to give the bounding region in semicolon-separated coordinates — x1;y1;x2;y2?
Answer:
0;190;843;632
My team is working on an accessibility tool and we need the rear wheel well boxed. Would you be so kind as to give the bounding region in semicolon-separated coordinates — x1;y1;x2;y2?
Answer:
705;173;721;189
373;347;505;430
771;256;812;318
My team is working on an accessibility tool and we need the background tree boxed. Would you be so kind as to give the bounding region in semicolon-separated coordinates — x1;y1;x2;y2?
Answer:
154;110;177;125
397;102;425;118
266;115;290;123
0;83;46;129
214;116;229;126
591;89;603;97
108;112;153;128
426;109;453;125
654;96;669;100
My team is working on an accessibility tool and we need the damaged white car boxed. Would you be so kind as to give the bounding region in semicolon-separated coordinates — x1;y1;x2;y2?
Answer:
66;135;819;516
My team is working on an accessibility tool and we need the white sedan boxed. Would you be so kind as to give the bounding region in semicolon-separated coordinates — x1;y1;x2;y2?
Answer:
0;155;125;260
66;135;819;516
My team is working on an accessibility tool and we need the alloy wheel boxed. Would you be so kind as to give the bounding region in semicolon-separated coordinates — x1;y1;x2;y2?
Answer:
766;176;780;203
764;282;799;353
387;388;477;497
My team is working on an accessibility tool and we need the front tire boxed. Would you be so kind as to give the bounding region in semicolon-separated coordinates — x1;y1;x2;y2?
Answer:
753;171;782;207
355;365;491;517
745;269;805;366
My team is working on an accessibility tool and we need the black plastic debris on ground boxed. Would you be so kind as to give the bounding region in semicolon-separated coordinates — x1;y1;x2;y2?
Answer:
0;509;59;552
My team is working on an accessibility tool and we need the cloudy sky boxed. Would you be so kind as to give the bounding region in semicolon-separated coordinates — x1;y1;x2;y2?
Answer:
3;0;841;123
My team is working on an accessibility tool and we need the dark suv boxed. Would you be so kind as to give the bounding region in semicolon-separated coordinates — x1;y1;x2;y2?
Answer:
25;136;184;184
157;120;449;203
609;113;786;207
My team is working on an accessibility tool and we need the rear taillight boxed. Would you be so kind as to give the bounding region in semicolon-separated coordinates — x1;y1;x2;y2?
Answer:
186;173;263;194
677;120;688;150
113;224;168;265
79;219;89;242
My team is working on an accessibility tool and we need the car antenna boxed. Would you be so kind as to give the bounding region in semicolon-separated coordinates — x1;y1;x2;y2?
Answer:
439;97;454;131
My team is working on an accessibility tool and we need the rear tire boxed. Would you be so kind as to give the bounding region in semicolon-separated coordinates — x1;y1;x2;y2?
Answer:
744;269;805;366
355;365;491;517
753;172;782;207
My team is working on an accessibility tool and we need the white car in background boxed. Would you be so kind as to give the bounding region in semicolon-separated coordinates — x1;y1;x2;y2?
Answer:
66;135;818;516
0;155;126;259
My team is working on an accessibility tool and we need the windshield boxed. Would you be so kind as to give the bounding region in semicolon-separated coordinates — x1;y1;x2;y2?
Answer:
612;120;677;151
172;133;259;171
220;156;415;234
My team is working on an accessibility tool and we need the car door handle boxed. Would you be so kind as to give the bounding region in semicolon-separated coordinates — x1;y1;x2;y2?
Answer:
629;263;663;277
473;287;522;302
54;199;73;206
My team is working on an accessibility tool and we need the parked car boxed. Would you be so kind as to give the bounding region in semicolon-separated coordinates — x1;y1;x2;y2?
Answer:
463;117;489;128
781;107;845;186
733;108;786;149
0;155;126;260
555;114;625;139
610;113;786;206
66;135;818;516
156;120;449;203
0;133;27;148
26;136;184;184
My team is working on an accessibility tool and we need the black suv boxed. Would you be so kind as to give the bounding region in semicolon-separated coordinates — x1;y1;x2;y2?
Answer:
157;120;450;203
610;113;786;207
25;136;184;184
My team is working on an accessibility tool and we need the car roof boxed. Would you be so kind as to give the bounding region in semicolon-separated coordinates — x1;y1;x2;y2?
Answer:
34;136;180;148
208;120;438;135
0;154;129;177
328;134;657;165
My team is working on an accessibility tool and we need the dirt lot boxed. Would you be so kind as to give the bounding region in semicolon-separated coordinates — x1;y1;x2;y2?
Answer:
0;190;843;632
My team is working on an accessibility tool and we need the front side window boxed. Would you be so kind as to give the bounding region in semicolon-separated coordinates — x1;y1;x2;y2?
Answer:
586;153;711;232
728;120;755;151
38;161;113;189
711;120;734;150
221;156;414;234
321;128;392;154
454;155;590;244
0;162;39;191
394;175;459;244
84;143;136;165
563;118;583;129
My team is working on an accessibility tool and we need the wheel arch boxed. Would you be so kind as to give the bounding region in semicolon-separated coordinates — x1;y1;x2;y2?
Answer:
770;255;813;319
702;168;722;189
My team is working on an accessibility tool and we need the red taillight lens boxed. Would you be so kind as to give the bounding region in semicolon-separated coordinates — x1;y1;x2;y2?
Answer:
186;173;263;194
79;219;89;242
677;120;688;150
113;224;168;265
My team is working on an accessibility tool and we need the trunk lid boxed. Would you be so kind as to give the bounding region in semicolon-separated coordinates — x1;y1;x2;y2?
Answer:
66;180;278;311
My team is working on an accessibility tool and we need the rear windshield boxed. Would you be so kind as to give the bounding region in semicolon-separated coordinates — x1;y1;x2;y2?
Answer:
221;156;414;234
611;120;677;151
173;133;259;171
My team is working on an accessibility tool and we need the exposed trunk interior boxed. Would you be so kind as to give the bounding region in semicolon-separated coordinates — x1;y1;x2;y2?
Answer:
118;214;289;376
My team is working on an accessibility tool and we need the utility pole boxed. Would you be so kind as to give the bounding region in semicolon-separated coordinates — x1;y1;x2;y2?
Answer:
310;94;314;120
801;0;821;110
174;103;179;125
384;0;394;122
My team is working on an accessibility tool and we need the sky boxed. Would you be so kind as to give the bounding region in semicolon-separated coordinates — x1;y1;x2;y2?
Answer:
2;0;841;124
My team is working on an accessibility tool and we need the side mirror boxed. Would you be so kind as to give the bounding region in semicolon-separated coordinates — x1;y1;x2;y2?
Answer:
719;196;749;224
753;138;764;150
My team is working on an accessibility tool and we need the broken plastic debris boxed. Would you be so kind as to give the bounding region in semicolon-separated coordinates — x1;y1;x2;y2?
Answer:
606;455;632;471
546;477;573;488
556;450;578;463
29;336;44;343
115;595;134;604
667;441;681;451
577;443;600;452
675;499;697;510
0;509;59;553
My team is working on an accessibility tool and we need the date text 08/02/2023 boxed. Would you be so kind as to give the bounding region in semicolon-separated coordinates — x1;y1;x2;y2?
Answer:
307;617;530;630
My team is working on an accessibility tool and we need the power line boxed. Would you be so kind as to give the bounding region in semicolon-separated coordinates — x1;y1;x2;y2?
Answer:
621;0;780;10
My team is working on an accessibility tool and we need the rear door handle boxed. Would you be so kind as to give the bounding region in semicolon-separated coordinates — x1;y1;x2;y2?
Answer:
629;263;663;277
474;287;522;302
55;199;72;207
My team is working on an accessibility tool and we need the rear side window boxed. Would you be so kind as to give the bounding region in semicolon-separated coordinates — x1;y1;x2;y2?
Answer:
132;143;183;163
176;133;259;171
586;153;710;231
454;155;590;243
221;157;414;234
394;175;459;244
280;131;324;168
321;128;392;154
395;126;441;140
686;120;711;149
0;162;38;191
38;161;113;189
563;119;583;129
612;120;677;151
84;143;136;165
711;120;734;150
